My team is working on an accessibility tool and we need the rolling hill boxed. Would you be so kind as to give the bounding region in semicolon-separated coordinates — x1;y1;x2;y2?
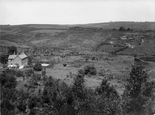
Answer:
0;22;155;56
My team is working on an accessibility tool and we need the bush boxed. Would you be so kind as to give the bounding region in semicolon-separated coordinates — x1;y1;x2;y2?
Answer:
0;54;8;64
42;70;46;76
119;26;126;31
16;70;24;77
98;69;105;76
63;63;67;67
77;69;85;76
8;46;17;55
28;56;33;65
0;69;17;88
96;79;119;99
25;69;34;77
33;63;42;71
33;73;41;81
84;65;97;75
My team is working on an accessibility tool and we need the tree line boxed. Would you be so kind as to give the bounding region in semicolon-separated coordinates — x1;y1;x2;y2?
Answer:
0;64;155;115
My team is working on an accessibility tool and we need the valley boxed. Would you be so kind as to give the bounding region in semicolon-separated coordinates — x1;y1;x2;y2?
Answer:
0;22;155;114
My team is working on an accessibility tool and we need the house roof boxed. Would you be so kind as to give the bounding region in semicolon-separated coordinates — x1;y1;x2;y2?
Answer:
8;53;27;60
19;53;27;59
8;55;17;59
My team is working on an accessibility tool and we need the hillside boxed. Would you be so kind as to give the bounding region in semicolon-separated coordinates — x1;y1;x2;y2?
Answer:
0;22;155;56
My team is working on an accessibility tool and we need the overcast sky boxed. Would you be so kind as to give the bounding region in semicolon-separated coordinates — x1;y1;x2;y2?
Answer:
0;0;155;25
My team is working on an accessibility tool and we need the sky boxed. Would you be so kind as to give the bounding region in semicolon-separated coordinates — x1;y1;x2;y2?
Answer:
0;0;155;25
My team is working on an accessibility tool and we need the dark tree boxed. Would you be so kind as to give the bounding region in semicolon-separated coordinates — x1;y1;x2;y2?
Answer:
125;65;148;98
96;79;118;97
122;65;155;115
0;69;17;88
28;56;33;65
8;46;17;55
119;26;126;31
72;73;85;100
127;28;131;31
0;69;17;115
0;54;9;64
84;65;97;75
94;79;121;115
33;62;42;71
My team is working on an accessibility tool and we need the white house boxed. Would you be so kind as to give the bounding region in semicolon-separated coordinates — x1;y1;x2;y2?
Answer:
8;53;28;68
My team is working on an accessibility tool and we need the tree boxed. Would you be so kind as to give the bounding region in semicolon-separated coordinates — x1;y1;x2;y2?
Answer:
122;65;155;115
0;69;17;88
94;79;121;115
67;72;88;114
33;62;42;71
72;73;85;100
16;70;24;77
124;65;148;98
8;46;17;55
96;79;119;98
84;65;97;76
119;26;126;31
28;56;33;65
0;54;9;64
127;28;131;31
41;77;70;114
0;69;17;115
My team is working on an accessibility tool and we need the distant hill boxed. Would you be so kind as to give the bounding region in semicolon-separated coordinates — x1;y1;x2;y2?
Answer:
0;22;155;56
79;22;155;30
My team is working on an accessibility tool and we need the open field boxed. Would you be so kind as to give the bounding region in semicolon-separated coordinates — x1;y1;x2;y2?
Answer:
14;53;155;96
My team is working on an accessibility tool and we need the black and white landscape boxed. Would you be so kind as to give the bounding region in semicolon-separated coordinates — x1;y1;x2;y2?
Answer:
0;0;155;115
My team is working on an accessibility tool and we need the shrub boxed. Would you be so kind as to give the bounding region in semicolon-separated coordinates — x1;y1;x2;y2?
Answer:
119;26;126;31
126;27;133;31
0;69;17;88
8;46;17;55
25;69;34;77
84;65;97;75
16;70;24;77
72;73;85;99
98;69;105;76
63;63;67;67
96;79;119;99
33;73;41;81
28;56;33;65
42;70;46;76
0;54;8;64
77;69;85;76
33;62;42;71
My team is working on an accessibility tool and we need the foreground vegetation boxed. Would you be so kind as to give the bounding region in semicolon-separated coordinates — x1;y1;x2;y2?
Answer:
0;64;155;115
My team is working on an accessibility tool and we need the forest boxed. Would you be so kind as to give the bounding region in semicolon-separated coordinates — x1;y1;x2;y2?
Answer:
0;64;155;115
